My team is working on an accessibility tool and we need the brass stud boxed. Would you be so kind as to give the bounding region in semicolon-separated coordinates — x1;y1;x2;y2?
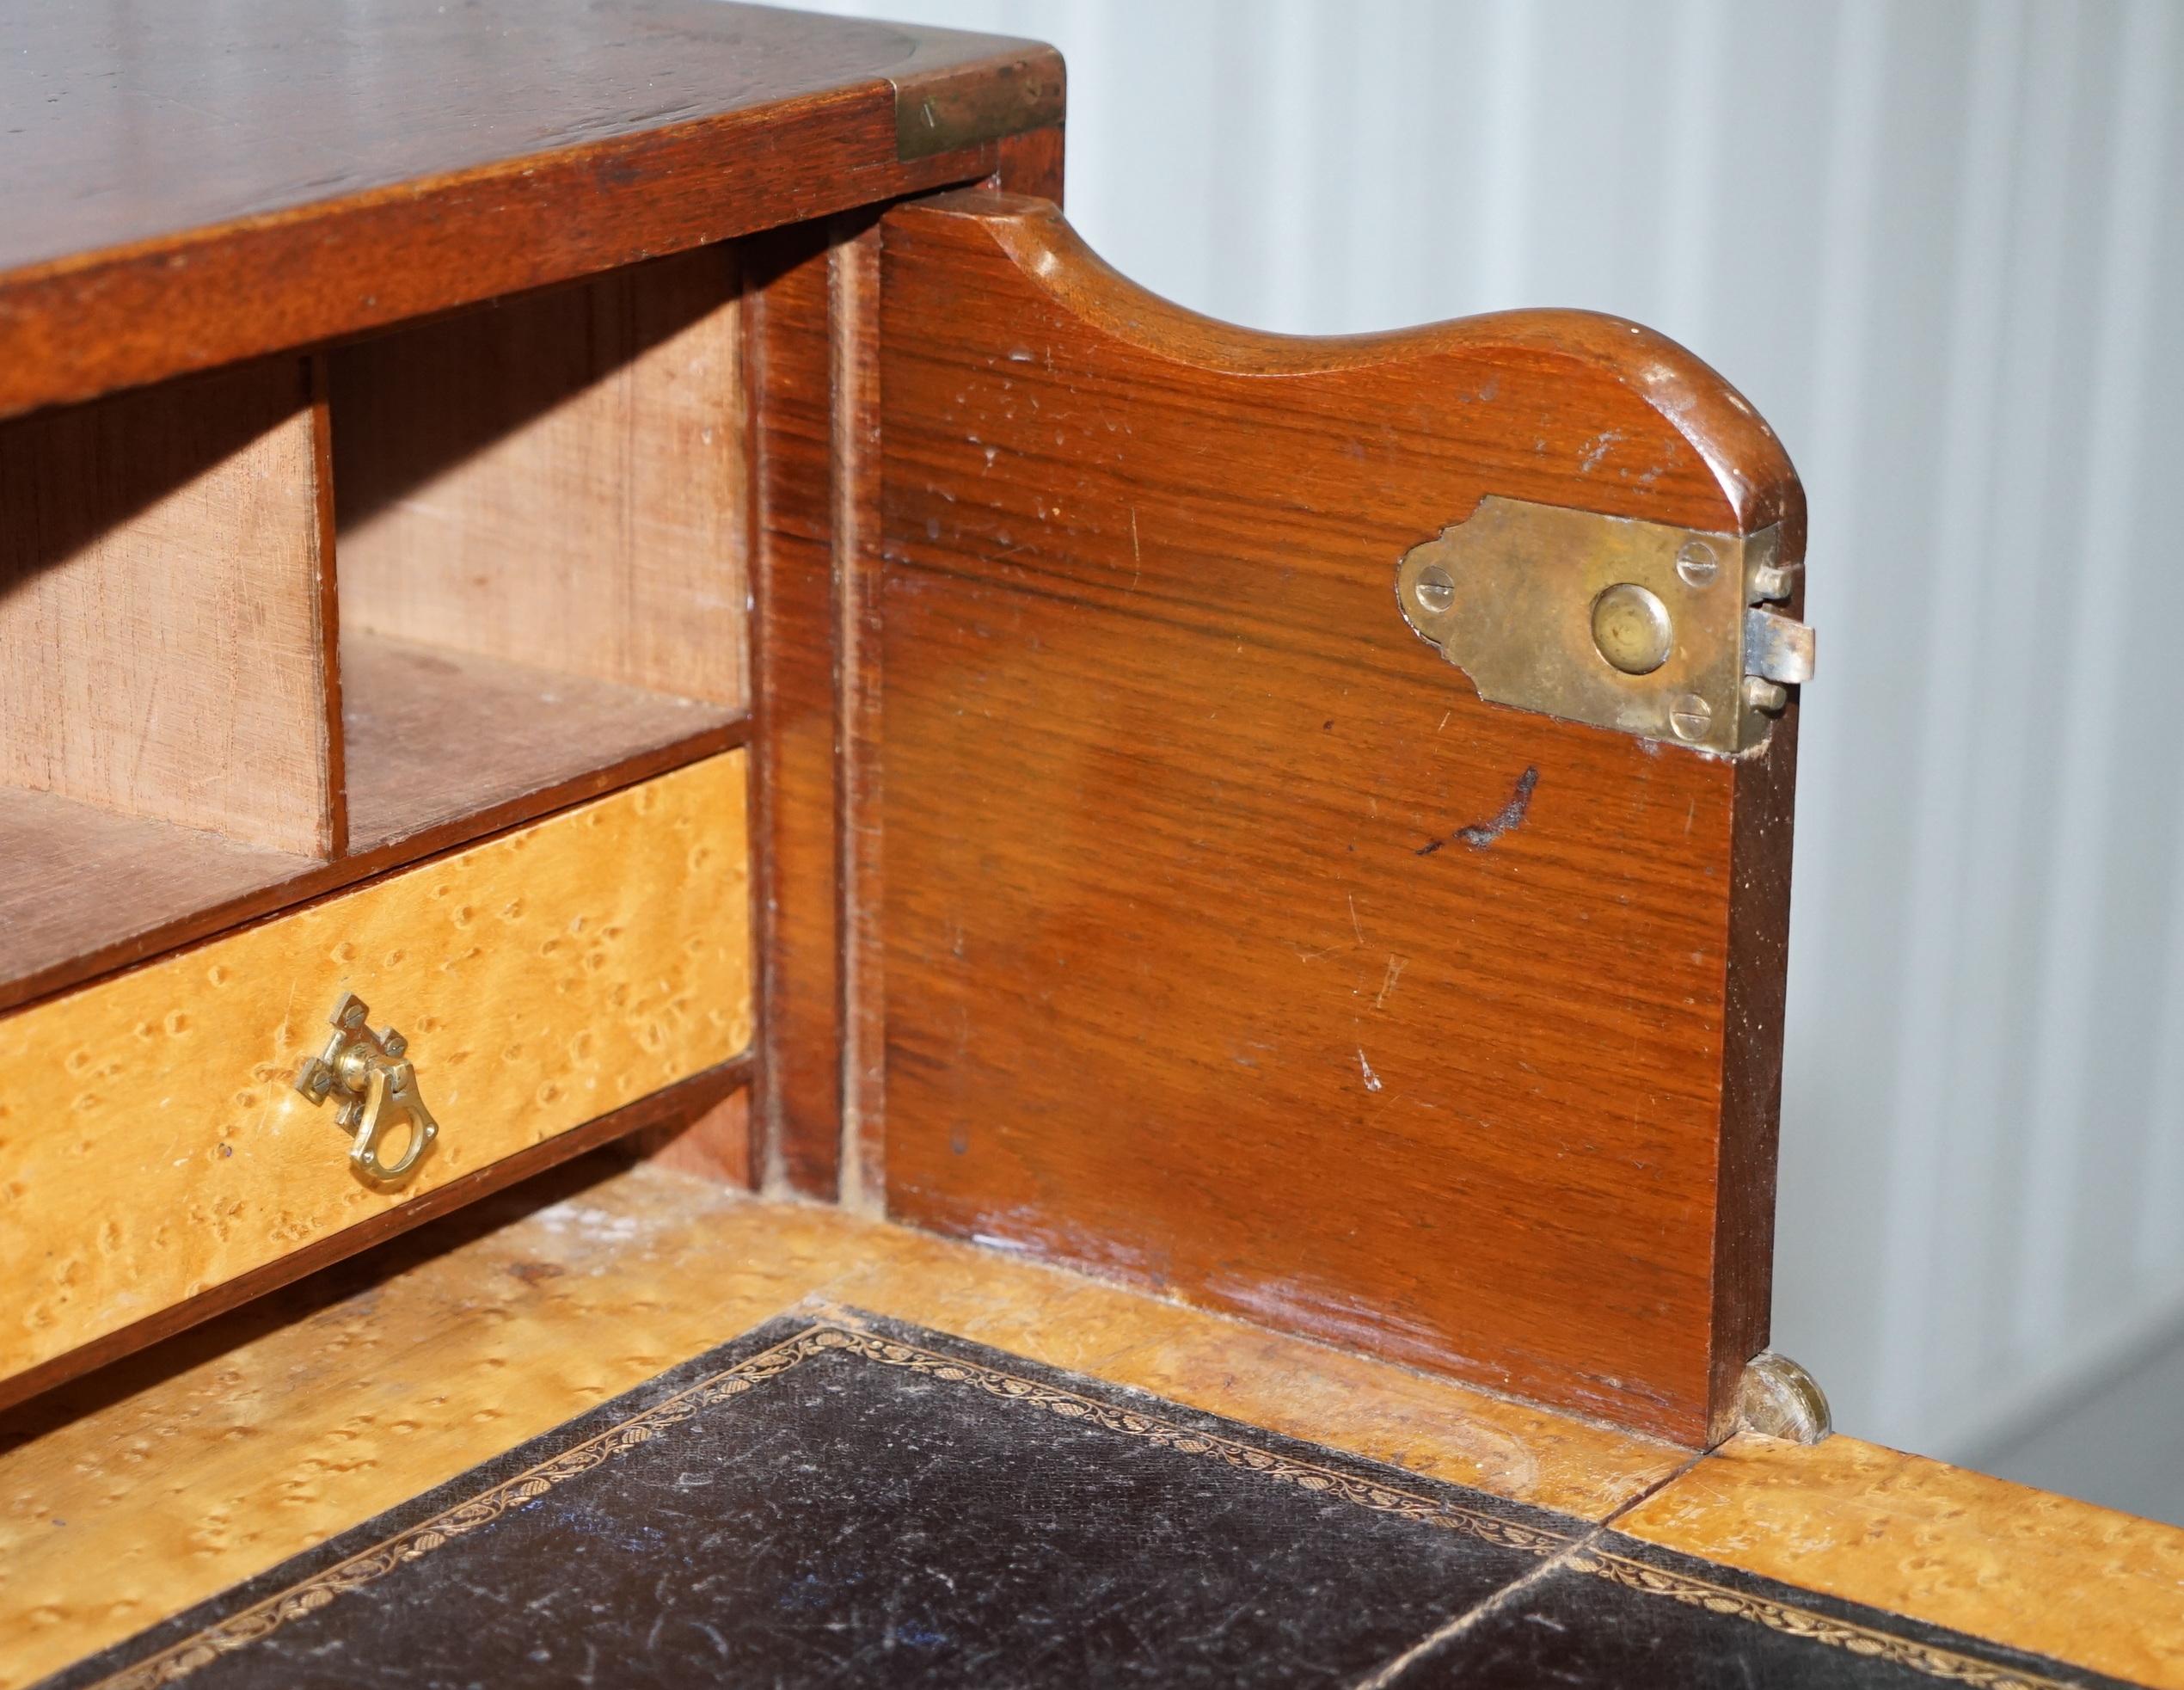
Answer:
1591;582;1673;676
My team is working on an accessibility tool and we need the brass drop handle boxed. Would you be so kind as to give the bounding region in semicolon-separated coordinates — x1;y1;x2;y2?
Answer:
294;992;440;1186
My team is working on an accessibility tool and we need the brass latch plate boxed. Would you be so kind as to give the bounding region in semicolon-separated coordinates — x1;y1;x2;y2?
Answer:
1396;497;1813;755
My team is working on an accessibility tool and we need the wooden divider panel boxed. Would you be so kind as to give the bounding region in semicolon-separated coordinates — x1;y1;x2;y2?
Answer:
874;193;1805;1446
0;358;337;856
742;224;847;1200
328;244;747;706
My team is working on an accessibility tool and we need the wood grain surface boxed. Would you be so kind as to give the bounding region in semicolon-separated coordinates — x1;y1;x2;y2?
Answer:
834;214;890;1215
0;794;319;1012
0;2;1061;421
0;715;746;1020
0;358;336;856
633;1085;756;1187
0;753;752;1394
744;224;847;1201
991;125;1066;204
1619;1431;2184;1688
331;246;747;706
340;634;742;853
874;193;1805;1447
0;1160;1690;1689
748;117;1064;1205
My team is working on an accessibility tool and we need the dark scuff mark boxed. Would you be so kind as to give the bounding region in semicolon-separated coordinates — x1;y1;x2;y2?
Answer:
1416;765;1539;856
1457;766;1539;848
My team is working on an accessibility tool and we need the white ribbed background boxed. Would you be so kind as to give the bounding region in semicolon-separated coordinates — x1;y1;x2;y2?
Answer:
805;0;2184;1503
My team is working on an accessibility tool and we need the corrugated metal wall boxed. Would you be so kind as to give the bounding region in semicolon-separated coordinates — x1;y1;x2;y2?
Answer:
812;0;2184;1486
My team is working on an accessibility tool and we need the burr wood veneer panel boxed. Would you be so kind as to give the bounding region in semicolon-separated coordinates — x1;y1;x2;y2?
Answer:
4;1167;2172;1690
0;753;751;1395
1620;1432;2184;1688
874;194;1805;1446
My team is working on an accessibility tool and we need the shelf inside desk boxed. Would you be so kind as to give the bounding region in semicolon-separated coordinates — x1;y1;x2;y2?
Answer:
0;239;753;1011
340;631;739;853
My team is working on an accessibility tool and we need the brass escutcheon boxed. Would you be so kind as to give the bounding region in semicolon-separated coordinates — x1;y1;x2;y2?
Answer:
293;992;440;1186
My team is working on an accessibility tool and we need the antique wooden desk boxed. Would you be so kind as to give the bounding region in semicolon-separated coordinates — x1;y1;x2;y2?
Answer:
0;5;2176;1686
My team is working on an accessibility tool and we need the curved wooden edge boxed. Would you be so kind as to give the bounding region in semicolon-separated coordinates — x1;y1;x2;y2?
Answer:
903;189;1805;552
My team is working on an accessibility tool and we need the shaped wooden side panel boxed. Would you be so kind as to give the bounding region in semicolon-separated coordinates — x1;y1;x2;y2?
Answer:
874;192;1804;1446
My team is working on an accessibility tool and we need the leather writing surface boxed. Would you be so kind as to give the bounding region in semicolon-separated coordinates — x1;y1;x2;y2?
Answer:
56;1315;2123;1689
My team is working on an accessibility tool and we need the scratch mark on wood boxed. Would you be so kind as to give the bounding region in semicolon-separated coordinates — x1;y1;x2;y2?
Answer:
1374;956;1408;1008
1347;893;1364;944
1357;1048;1383;1091
1128;506;1142;592
1577;427;1626;472
1417;766;1539;857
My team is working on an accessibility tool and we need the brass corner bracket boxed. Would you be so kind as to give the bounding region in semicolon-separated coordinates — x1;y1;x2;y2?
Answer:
893;46;1065;161
1396;496;1814;755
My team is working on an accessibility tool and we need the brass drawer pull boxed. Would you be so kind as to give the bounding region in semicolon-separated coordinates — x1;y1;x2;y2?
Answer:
293;992;440;1186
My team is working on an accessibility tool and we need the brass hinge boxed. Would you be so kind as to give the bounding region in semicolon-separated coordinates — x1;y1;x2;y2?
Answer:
1396;496;1814;755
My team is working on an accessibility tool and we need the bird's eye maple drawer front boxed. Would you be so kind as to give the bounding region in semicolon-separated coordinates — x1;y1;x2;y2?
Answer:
873;194;1807;1447
0;752;751;1397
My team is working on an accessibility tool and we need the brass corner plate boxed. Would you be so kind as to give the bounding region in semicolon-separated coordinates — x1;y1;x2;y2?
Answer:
893;44;1065;161
1396;497;1813;755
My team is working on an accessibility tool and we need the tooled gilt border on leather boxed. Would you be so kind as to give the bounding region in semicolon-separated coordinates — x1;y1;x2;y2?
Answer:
92;1324;2079;1690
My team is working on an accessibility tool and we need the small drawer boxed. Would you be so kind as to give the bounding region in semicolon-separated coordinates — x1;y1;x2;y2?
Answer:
0;752;751;1392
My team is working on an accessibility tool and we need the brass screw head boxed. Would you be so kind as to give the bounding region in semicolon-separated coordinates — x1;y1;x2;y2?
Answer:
1413;562;1456;615
1670;693;1714;741
1591;582;1673;675
1676;539;1720;588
